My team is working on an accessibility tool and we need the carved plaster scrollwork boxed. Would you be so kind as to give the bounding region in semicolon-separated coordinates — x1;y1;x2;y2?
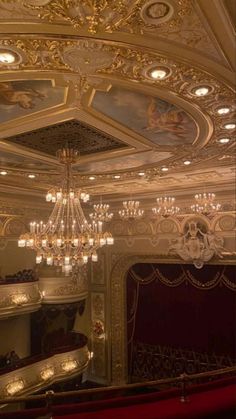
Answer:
22;0;145;34
0;0;222;62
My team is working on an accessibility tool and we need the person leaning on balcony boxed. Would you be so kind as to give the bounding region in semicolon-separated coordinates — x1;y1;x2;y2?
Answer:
6;350;20;366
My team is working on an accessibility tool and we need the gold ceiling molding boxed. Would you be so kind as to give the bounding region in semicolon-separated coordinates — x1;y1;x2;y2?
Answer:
0;38;235;195
0;0;223;64
0;38;234;145
10;0;191;37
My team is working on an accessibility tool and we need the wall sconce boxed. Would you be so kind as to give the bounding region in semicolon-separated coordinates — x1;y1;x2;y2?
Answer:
6;379;24;396
11;293;28;305
61;359;77;372
40;366;54;381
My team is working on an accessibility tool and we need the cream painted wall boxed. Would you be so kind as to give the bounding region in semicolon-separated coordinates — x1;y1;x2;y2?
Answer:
0;315;31;358
0;240;35;277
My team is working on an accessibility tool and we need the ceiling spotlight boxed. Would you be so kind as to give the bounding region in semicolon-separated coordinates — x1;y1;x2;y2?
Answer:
161;167;168;172
114;175;121;179
138;172;145;176
217;107;230;115
0;170;7;175
28;174;36;179
184;160;191;165
224;123;236;130
218;138;230;144
89;176;95;180
149;67;169;80
193;86;210;96
0;50;16;64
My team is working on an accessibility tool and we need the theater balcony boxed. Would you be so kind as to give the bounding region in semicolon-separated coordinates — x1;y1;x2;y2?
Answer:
38;265;88;305
0;333;89;398
0;270;41;319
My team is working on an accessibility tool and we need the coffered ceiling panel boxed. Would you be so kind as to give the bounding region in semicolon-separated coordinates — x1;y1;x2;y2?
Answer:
3;120;128;158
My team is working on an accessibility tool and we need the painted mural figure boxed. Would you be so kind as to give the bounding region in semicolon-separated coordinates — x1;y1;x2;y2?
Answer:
145;98;187;138
0;82;46;109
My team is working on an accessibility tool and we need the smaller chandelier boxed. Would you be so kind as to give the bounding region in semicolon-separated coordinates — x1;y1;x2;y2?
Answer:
89;203;113;223
119;201;144;220
191;193;221;216
152;197;180;217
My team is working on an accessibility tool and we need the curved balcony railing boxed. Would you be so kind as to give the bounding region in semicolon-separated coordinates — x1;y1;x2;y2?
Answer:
0;270;88;317
0;280;41;319
39;276;88;304
0;333;89;398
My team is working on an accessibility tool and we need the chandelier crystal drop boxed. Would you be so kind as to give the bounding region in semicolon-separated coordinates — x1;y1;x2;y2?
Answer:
119;200;144;220
89;203;113;223
191;193;221;216
152;196;180;217
18;148;114;275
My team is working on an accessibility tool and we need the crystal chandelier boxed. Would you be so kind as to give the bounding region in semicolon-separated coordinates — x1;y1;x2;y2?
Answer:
119;200;144;220
18;148;114;275
191;193;221;216
152;196;180;217
89;202;113;223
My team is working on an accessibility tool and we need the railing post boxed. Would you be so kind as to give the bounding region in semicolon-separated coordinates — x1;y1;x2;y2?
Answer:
45;390;54;418
180;373;188;403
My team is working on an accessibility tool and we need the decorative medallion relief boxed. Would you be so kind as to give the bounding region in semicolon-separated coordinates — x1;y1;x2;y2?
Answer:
4;219;26;236
218;215;236;231
158;218;178;233
141;0;175;25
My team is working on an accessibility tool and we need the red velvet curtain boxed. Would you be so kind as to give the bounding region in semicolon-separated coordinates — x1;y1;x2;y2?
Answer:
127;264;236;380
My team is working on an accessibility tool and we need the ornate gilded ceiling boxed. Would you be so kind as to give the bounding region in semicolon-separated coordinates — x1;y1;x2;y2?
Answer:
0;0;235;208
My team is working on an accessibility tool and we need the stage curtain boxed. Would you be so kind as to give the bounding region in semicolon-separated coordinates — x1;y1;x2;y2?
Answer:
127;264;236;381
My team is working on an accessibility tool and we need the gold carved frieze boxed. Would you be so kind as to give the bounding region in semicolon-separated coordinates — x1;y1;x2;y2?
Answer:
0;1;223;63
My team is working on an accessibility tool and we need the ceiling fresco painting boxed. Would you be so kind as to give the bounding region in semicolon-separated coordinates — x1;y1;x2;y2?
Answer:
92;87;198;146
0;80;65;124
77;150;172;174
0;150;58;172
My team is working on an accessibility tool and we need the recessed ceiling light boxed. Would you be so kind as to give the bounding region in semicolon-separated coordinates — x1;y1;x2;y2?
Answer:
114;175;120;179
28;174;36;179
218;138;230;144
224;123;236;130
217;107;230;115
138;172;145;176
149;67;168;80
161;167;168;172
184;160;191;165
193;86;210;96
0;170;7;175
0;51;16;64
89;176;95;180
